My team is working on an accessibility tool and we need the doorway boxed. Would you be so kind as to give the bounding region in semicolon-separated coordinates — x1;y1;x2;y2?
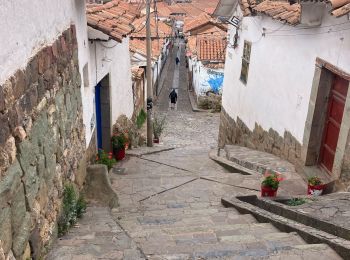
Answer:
95;75;111;152
319;76;349;174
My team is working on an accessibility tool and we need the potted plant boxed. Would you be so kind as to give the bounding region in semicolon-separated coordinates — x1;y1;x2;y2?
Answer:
307;176;325;196
112;133;127;160
96;149;117;170
153;115;166;143
261;173;283;197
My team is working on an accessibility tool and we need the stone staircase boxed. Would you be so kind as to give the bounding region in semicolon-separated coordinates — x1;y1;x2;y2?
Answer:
113;204;341;259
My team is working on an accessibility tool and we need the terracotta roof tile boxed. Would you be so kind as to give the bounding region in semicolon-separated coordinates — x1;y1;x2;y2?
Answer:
253;1;301;25
184;13;227;33
131;14;172;38
330;0;350;16
129;38;165;60
197;37;226;61
86;0;140;42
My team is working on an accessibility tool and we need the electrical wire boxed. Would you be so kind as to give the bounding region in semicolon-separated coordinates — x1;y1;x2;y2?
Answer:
266;20;350;33
267;26;350;37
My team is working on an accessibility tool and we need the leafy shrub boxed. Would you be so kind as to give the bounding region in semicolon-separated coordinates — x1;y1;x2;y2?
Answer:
287;198;307;206
308;176;323;186
261;174;283;190
111;133;128;150
58;184;87;237
96;149;116;170
136;109;147;129
153;114;166;139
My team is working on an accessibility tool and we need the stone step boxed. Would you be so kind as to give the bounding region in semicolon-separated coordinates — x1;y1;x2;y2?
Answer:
146;243;340;260
143;231;305;251
118;214;259;237
126;223;280;241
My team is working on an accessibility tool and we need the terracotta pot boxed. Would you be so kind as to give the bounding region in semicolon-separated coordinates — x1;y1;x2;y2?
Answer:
307;184;325;196
114;147;125;161
261;185;278;197
153;138;159;143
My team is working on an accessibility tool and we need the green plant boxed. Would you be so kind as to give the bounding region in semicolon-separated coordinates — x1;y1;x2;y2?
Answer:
112;133;127;150
308;176;323;186
136;109;147;129
261;174;282;190
58;184;87;237
153;115;166;139
286;198;307;206
76;196;87;218
96;149;116;170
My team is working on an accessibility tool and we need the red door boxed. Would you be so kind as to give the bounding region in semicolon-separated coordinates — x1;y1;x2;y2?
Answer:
319;76;349;174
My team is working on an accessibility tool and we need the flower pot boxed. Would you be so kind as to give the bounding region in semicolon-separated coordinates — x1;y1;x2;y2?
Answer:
153;138;159;143
114;147;125;161
261;185;278;197
307;184;325;196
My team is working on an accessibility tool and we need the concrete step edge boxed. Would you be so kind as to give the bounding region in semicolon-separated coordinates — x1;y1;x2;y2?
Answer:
221;196;348;259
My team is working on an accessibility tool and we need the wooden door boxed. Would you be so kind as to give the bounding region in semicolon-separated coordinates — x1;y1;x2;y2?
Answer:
319;76;349;174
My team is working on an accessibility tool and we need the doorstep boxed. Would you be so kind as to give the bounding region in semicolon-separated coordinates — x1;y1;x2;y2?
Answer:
210;146;307;196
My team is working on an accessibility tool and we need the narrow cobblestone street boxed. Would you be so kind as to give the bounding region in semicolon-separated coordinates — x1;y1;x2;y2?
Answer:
47;40;341;260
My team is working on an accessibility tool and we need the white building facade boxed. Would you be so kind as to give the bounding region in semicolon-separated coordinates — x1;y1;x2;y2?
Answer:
216;0;350;189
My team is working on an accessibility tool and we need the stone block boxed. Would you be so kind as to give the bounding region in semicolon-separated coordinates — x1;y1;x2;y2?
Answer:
11;70;26;99
23;165;39;210
0;208;12;253
2;80;14;108
11;183;27;233
13;126;26;141
0;86;5;113
0;114;10;144
8;102;24;131
18;140;37;170
0;161;22;208
28;56;39;83
12;212;31;258
5;136;16;164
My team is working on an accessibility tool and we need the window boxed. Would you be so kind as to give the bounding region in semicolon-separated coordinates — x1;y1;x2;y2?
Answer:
240;40;251;84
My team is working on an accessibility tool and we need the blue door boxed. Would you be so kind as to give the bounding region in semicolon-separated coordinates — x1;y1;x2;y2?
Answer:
95;83;102;150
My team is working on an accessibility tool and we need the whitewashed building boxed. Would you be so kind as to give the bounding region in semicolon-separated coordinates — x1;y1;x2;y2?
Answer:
86;1;137;151
215;0;350;189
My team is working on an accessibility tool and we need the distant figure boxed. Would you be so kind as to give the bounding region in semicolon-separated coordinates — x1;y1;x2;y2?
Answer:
169;89;177;110
175;57;180;66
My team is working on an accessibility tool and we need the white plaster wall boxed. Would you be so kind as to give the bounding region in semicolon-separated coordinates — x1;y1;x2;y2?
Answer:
0;0;92;147
0;0;88;84
222;9;350;143
89;37;134;129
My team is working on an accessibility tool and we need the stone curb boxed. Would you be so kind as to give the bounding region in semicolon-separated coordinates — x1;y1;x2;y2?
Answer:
126;146;176;157
209;149;259;175
188;89;207;112
83;164;119;208
221;196;350;259
246;195;350;241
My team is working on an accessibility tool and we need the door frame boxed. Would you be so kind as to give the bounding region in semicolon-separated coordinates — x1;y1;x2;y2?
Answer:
94;74;112;153
302;58;350;179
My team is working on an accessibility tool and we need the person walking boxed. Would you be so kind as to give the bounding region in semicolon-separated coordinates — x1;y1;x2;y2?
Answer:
175;56;180;66
169;89;177;110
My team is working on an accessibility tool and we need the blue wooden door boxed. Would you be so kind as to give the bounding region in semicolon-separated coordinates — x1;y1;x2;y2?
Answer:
95;83;102;149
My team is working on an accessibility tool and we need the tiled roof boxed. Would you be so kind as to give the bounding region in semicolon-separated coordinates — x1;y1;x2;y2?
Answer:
129;38;165;60
184;13;227;33
131;14;172;38
86;0;140;42
131;67;144;79
330;0;350;17
253;1;300;25
197;37;227;61
239;0;350;24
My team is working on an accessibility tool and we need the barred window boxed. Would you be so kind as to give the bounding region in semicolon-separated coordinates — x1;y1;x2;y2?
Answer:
240;40;251;85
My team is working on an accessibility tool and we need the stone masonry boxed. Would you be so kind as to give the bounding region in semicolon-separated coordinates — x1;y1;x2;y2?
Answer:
0;25;87;259
218;108;302;168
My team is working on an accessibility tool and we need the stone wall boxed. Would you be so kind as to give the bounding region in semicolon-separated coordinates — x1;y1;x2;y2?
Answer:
219;108;302;167
0;25;86;259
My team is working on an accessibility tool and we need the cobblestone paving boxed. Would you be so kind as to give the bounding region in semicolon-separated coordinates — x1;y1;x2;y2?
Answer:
47;39;341;259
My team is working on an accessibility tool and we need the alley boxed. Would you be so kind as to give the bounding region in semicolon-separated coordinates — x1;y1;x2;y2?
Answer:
46;38;342;260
